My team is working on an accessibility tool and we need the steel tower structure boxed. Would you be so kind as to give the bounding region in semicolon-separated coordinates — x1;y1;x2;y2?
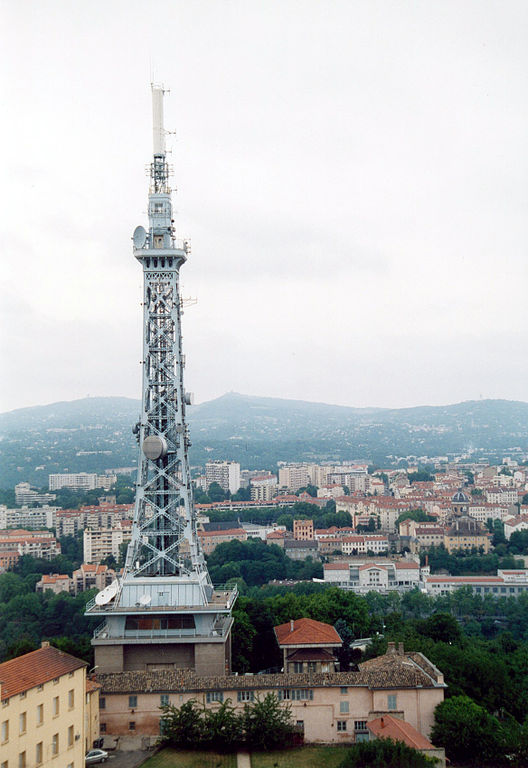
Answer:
86;86;236;676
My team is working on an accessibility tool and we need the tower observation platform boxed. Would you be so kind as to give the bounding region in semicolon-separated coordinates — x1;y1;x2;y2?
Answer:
86;86;237;677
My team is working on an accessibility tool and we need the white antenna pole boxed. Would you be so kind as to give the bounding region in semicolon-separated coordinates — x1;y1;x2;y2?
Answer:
152;85;165;156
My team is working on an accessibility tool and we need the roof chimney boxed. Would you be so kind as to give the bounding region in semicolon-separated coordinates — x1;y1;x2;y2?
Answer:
387;641;396;654
290;619;295;632
381;717;384;727
41;641;50;648
398;642;404;655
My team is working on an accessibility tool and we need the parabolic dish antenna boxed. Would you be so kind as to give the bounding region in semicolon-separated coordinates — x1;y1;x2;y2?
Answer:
95;579;119;606
133;225;147;248
138;594;152;606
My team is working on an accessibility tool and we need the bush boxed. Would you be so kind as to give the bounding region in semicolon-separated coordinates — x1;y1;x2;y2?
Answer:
338;738;438;767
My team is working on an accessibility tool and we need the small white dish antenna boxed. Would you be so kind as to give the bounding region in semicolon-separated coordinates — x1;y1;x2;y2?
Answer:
95;580;119;606
138;594;152;606
133;225;147;248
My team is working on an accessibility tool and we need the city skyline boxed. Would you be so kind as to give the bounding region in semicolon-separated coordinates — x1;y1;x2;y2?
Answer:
2;1;527;413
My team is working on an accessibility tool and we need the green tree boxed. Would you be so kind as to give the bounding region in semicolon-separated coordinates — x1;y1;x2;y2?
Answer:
201;700;243;751
160;699;204;747
241;693;294;750
338;738;438;767
431;695;505;765
208;482;228;502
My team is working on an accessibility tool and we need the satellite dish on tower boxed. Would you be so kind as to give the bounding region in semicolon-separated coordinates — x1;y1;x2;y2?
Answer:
138;594;152;606
95;580;119;606
133;225;147;248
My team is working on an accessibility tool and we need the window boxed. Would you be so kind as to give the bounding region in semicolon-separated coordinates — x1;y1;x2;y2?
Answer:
128;696;137;708
36;742;43;765
19;712;26;735
37;685;43;692
100;697;106;710
52;733;59;755
388;694;397;711
129;721;136;731
53;678;59;685
340;686;348;695
354;721;368;732
1;719;8;742
307;661;316;673
160;695;169;707
19;692;26;700
53;696;59;716
18;753;26;768
296;720;304;732
68;725;74;747
100;723;107;733
337;720;347;731
293;662;303;673
237;691;254;702
2;760;8;768
37;704;43;725
1;699;8;708
68;689;74;709
340;701;349;714
69;672;74;678
206;692;224;703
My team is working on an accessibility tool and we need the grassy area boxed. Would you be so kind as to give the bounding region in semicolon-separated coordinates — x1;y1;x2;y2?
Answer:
140;747;237;768
250;745;350;768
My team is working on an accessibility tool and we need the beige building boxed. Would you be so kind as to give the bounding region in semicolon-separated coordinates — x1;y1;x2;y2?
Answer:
95;641;445;744
0;643;96;768
83;524;132;564
293;519;314;541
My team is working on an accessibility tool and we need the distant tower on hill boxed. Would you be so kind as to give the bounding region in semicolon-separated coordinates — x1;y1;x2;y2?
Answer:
85;86;237;676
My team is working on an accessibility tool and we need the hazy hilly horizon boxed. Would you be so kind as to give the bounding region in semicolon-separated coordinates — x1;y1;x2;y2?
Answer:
1;393;528;488
2;390;527;420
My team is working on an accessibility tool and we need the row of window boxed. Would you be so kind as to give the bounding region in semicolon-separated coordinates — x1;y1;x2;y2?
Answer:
1;691;75;741
337;720;368;732
277;689;314;701
0;730;75;767
119;690;395;713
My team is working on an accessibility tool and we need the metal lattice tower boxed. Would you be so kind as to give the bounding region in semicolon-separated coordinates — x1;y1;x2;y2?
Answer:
86;86;236;676
124;86;209;587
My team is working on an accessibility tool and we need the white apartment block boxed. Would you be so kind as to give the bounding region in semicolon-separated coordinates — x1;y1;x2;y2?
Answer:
250;474;277;502
14;482;56;507
205;461;241;494
323;558;422;594
0;505;58;530
48;472;117;492
485;488;519;505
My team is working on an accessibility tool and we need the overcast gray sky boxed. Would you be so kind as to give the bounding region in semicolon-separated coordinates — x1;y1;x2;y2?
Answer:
1;0;527;412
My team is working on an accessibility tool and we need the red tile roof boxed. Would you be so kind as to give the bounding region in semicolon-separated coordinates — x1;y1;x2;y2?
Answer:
367;714;435;750
0;645;86;699
274;618;342;647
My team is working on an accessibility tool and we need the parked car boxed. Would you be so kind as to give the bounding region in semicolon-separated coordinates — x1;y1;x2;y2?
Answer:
85;749;108;764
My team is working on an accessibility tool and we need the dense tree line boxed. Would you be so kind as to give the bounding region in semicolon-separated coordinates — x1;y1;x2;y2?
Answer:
207;538;323;587
0;570;95;663
160;694;295;751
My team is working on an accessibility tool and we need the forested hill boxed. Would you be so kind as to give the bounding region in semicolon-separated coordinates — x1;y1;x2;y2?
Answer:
0;393;527;487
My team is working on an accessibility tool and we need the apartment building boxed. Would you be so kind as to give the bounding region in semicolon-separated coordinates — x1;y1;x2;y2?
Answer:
278;465;309;492
0;530;60;560
0;506;58;531
424;569;528;597
197;526;247;555
83;523;131;564
323;558;423;594
205;461;241;494
14;483;56;507
249;474;277;502
0;643;92;768
48;473;116;492
293;519;314;541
